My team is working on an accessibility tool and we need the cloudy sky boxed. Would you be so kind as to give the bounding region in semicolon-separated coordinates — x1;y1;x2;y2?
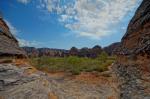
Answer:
0;0;142;49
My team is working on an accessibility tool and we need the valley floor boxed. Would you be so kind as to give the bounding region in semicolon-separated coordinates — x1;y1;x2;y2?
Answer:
0;62;118;99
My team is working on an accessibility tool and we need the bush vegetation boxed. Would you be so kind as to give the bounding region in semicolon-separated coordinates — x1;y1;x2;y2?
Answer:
29;52;116;75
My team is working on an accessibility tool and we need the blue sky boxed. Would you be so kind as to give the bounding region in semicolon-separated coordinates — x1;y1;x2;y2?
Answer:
0;0;142;49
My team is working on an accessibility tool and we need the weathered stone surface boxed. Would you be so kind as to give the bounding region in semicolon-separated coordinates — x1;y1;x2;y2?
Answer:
0;63;118;99
0;18;26;57
113;0;150;99
46;72;118;99
0;63;51;99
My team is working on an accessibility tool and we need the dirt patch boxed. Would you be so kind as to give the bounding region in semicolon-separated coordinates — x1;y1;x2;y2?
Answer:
48;92;58;99
74;72;110;85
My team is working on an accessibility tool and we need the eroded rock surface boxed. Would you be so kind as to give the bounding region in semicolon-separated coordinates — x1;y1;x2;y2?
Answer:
113;0;150;99
0;18;26;57
0;63;51;99
0;63;118;99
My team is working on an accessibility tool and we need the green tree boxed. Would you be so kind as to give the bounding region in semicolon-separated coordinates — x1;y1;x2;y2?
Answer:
69;47;78;56
98;51;108;63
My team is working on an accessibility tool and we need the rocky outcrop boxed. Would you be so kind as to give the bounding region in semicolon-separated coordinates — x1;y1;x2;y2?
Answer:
0;63;52;99
104;42;121;55
23;46;103;58
38;48;68;57
0;18;26;58
22;47;69;57
113;0;150;99
22;47;39;57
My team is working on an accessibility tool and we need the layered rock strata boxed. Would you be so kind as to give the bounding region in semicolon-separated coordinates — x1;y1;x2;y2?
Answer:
113;0;150;99
0;18;26;58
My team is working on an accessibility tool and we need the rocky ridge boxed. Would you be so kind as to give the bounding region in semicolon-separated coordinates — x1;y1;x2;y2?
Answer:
0;17;26;58
22;45;104;58
22;47;69;57
22;44;121;58
103;42;121;55
113;0;150;99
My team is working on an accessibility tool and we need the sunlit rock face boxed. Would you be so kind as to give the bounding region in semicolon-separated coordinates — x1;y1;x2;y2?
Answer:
0;18;26;58
113;0;150;99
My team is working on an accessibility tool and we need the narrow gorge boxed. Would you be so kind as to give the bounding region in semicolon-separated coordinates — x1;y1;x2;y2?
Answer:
0;0;149;99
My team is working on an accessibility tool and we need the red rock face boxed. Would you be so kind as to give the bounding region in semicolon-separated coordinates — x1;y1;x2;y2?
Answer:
113;0;150;99
0;18;26;58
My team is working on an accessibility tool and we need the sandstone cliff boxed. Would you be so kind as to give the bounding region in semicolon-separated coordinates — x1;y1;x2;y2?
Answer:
113;0;150;99
0;18;26;58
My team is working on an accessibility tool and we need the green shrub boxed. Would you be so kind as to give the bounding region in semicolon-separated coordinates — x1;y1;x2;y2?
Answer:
97;51;108;63
29;56;116;75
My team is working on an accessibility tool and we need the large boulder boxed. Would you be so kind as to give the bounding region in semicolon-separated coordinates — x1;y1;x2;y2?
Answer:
0;17;26;58
113;0;150;99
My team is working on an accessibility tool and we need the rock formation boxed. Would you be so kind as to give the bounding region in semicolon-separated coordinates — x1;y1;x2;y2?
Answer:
0;0;149;98
38;48;68;57
0;18;51;97
104;42;121;55
22;47;39;57
22;47;69;57
0;63;54;99
113;0;150;98
0;17;26;58
23;46;104;58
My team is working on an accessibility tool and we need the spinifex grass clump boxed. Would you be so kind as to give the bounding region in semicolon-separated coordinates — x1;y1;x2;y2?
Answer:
30;52;116;75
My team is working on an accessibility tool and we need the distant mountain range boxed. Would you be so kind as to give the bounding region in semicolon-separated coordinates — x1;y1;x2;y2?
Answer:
0;15;120;58
22;43;121;58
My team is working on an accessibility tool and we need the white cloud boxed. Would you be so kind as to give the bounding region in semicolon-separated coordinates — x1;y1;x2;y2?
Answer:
37;0;62;13
17;38;42;47
5;20;19;35
61;0;139;39
5;20;42;47
17;0;141;39
17;0;31;4
38;0;141;39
